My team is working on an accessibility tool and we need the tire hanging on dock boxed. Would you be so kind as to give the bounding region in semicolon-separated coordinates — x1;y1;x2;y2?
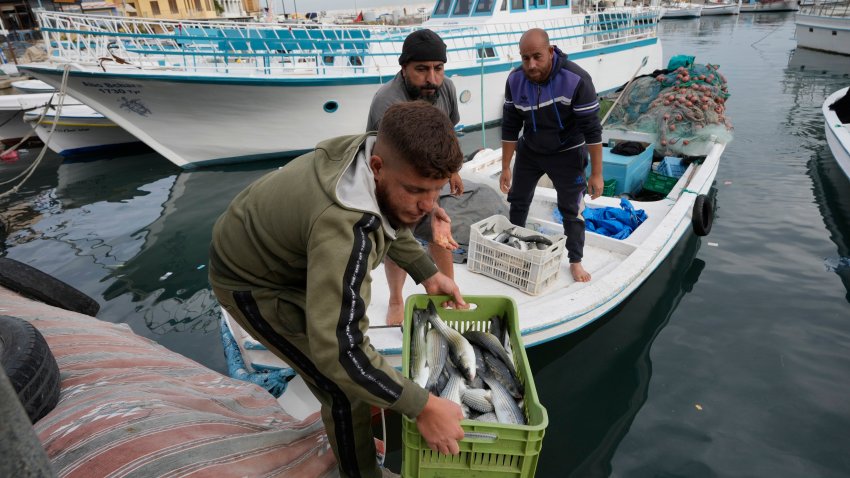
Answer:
692;194;714;236
0;258;100;316
0;315;61;423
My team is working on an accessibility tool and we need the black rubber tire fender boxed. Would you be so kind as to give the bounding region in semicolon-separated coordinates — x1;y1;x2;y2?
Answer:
692;194;714;237
0;315;61;423
0;258;100;316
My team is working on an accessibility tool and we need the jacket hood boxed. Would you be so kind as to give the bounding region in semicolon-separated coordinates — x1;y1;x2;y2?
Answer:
313;133;398;237
312;133;370;199
541;46;568;85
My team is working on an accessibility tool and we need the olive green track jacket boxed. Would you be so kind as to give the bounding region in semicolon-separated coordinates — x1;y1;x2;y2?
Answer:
210;133;435;417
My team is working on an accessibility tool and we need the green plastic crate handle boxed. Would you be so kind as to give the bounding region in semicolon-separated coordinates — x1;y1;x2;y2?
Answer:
462;431;498;442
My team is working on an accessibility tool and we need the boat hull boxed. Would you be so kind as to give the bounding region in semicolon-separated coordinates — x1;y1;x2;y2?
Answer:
24;106;143;156
824;87;850;180
0;110;34;141
21;40;661;168
662;6;704;18
701;3;741;15
795;14;850;56
740;0;799;12
11;79;56;94
0;93;59;141
225;131;726;370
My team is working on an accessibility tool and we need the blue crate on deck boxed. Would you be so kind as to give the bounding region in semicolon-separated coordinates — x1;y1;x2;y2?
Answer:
586;143;654;196
659;156;686;178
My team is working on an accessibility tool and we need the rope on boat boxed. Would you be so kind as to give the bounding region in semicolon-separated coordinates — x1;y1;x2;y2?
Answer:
0;64;71;199
379;408;387;468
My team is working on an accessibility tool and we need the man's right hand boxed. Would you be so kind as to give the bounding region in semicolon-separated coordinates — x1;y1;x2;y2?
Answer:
415;394;464;455
500;168;512;194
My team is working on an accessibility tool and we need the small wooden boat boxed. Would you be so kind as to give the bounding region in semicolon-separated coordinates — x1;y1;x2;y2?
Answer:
701;1;742;15
739;0;799;12
824;87;850;180
662;3;704;18
795;1;850;56
22;102;143;157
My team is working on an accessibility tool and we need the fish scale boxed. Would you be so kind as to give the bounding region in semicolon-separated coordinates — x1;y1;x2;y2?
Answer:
411;309;429;388
462;388;494;413
481;373;525;425
424;328;447;393
424;300;476;382
483;350;524;399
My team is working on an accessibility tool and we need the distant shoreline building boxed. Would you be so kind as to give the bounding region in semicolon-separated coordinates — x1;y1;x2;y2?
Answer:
0;0;262;34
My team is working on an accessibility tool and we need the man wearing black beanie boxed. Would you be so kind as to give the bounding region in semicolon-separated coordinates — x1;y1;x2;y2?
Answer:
367;29;457;128
367;29;464;328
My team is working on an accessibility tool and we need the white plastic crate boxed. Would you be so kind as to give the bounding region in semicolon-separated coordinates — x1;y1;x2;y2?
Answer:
467;215;566;295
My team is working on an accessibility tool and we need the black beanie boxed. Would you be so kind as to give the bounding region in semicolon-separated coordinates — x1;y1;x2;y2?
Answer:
398;29;447;65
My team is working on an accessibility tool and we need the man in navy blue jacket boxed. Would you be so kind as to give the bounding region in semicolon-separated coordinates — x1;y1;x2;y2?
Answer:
499;28;603;282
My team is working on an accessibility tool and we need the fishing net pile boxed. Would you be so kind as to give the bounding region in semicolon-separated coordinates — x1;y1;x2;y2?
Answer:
604;62;734;156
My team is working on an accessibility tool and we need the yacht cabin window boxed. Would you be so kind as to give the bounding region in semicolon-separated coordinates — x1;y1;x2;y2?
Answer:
474;0;496;13
433;0;451;16
551;0;568;6
453;0;472;15
511;0;526;11
477;45;497;58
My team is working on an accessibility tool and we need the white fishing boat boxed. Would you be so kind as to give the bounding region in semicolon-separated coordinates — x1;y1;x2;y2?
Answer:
0;93;76;142
19;3;662;169
661;3;704;18
824;87;850;180
223;126;729;417
795;1;850;56
701;1;742;15
11;79;56;94
22;103;144;157
739;0;799;12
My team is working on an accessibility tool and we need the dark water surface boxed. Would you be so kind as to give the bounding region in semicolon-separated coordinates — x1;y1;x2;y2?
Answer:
2;13;850;477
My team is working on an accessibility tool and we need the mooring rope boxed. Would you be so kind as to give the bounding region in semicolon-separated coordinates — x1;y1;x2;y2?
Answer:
0;64;72;199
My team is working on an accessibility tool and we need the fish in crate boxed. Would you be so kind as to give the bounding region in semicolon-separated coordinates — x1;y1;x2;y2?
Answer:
401;296;548;478
468;215;566;295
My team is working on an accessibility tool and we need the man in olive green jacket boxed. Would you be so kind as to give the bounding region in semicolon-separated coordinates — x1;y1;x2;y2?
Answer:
209;102;466;478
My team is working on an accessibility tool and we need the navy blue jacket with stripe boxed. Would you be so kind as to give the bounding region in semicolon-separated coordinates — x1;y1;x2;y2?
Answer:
502;46;603;156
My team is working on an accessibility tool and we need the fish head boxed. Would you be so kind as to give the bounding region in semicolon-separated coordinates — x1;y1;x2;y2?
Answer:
426;298;439;316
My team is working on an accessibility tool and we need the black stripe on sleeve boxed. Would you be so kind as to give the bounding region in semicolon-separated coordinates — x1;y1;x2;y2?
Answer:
336;213;404;403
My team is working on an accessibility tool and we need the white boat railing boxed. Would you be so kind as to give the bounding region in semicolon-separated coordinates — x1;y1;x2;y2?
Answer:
35;9;660;77
798;1;850;16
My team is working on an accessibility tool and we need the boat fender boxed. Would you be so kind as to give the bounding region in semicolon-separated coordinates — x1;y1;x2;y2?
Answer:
0;258;100;316
0;315;61;423
692;194;713;236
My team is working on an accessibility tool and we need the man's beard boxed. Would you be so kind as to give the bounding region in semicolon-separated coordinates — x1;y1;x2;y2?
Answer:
404;78;440;105
375;182;420;229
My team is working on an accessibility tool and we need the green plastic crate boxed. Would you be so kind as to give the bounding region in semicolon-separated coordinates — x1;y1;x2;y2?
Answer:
643;170;679;195
401;295;549;478
602;178;617;197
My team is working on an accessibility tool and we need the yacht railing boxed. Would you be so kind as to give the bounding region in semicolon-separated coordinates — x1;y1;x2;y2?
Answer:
35;9;660;77
798;1;850;16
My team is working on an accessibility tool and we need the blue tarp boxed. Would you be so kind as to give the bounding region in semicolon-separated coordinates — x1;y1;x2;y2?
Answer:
554;198;647;240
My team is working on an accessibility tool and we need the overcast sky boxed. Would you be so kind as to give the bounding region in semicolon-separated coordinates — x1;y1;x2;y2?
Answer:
270;0;430;14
